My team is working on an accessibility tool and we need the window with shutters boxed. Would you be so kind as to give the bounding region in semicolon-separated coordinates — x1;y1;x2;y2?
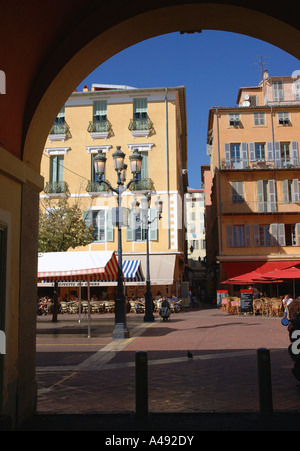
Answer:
249;96;257;107
136;151;148;182
49;106;70;141
50;155;64;183
254;113;265;126
273;81;284;101
134;212;147;242
282;179;299;203
270;223;285;246
93;100;107;123
83;209;114;242
280;142;291;166
87;101;111;138
231;181;244;203
293;79;300;100
285;224;297;246
253;224;271;246
256;143;266;160
278;112;290;125
126;208;157;242
231;144;241;166
224;143;249;169
228;113;240;127
91;210;106;242
227;224;251;248
134;98;147;122
257;180;277;212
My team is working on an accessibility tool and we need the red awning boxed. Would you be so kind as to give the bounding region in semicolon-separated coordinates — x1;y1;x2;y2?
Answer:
222;261;300;280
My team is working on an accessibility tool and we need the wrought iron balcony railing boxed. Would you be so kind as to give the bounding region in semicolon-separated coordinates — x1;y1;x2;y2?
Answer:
87;120;112;133
128;117;153;132
44;181;69;194
86;180;112;193
220;158;300;171
128;178;154;191
49;122;70;136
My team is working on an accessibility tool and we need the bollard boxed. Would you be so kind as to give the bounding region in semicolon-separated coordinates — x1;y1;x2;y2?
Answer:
135;351;148;418
257;348;273;417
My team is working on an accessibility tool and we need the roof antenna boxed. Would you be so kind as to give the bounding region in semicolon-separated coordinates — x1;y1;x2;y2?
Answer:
253;56;271;82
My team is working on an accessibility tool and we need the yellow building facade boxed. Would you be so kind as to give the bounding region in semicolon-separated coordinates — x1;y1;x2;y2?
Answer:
206;72;300;294
40;84;188;298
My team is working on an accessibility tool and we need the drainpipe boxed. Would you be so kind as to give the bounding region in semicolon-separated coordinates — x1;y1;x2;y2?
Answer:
165;88;170;249
216;108;223;256
270;105;280;254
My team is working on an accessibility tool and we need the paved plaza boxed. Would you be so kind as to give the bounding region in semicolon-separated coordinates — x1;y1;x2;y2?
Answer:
19;306;300;430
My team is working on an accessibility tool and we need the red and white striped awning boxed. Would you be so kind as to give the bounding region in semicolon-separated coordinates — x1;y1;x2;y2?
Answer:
37;251;119;282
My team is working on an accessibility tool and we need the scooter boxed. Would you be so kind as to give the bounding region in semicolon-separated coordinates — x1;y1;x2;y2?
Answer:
159;305;171;321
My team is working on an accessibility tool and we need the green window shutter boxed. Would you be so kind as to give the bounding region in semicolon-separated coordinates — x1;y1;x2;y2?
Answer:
93;100;107;118
141;152;148;179
83;210;92;226
50;155;64;183
149;208;157;241
126;209;134;241
134;98;147;114
106;209;114;242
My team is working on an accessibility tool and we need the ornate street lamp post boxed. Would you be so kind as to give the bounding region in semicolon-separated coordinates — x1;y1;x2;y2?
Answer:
93;146;143;338
132;192;163;322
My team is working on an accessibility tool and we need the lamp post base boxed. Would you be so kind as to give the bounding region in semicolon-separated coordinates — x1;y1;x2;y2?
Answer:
112;323;130;339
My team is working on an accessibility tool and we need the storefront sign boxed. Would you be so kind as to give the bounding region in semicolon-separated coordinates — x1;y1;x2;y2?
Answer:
240;289;253;313
217;290;228;308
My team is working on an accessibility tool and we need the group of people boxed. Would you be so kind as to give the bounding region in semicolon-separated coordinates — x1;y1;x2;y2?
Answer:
37;296;53;315
37;294;79;315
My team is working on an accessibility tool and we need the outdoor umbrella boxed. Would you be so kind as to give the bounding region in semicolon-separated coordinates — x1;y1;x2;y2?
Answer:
222;270;281;285
262;266;300;298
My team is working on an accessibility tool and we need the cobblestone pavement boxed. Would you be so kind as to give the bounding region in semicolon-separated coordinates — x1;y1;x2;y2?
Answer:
34;306;300;418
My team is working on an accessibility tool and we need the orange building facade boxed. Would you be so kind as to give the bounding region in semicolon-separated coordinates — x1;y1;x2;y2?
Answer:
205;72;300;296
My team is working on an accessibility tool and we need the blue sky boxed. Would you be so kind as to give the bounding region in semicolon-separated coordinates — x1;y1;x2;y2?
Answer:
77;31;299;189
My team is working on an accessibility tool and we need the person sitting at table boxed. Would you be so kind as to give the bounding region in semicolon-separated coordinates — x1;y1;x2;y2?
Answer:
91;294;98;303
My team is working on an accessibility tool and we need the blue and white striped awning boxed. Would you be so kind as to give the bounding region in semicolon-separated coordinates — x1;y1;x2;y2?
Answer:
122;260;144;282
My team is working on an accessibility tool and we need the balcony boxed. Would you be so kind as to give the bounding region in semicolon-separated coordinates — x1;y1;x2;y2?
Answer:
44;181;69;195
128;178;154;191
86;180;112;194
220;158;300;171
87;120;112;140
222;200;300;215
48;122;70;143
128;117;153;138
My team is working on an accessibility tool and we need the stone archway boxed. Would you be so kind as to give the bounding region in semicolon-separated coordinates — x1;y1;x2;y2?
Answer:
0;0;299;427
23;2;300;171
